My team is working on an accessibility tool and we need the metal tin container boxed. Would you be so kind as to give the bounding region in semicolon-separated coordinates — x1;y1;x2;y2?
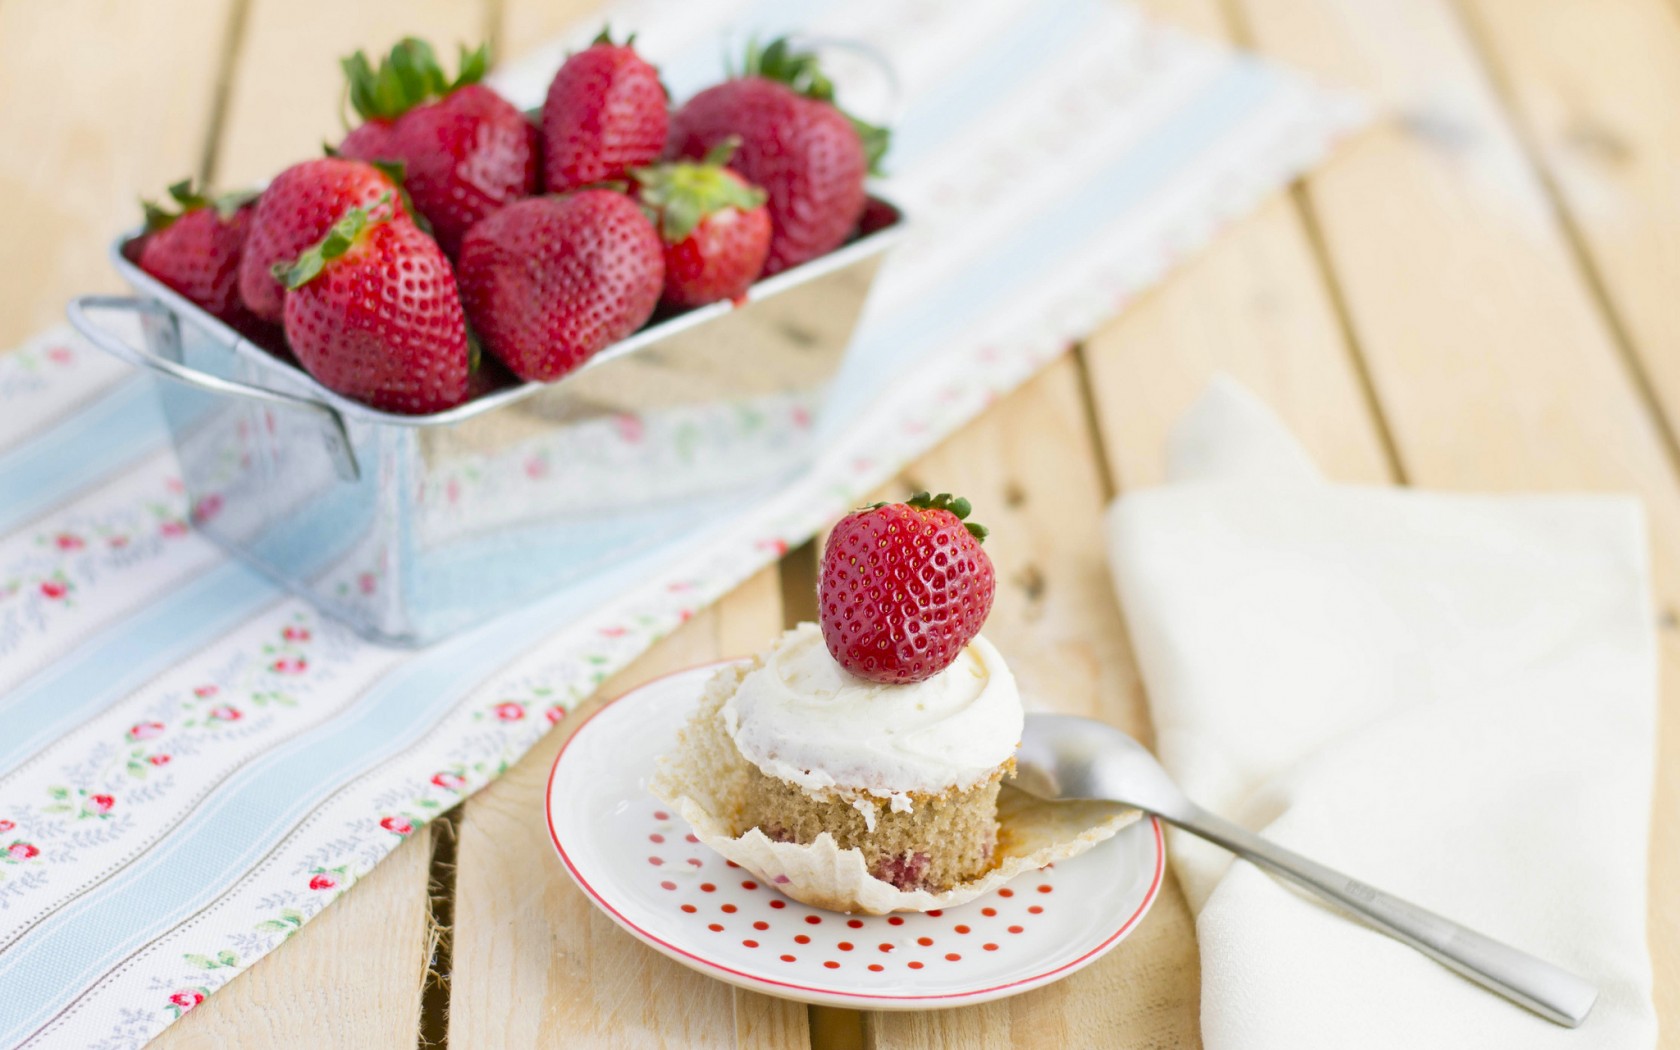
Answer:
69;199;902;645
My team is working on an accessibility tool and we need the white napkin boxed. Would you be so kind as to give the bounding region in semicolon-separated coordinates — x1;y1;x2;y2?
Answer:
1106;379;1658;1049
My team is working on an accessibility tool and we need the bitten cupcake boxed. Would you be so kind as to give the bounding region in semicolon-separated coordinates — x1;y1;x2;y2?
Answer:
654;493;1135;913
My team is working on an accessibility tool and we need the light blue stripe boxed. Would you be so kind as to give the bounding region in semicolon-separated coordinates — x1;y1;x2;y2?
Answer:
0;521;733;1041
0;10;1281;1041
0;565;277;779
890;1;1099;169
0;377;166;535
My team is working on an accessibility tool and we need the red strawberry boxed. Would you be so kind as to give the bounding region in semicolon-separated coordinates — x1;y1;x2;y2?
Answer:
457;190;663;382
338;39;537;255
137;180;258;326
667;38;890;275
633;140;771;308
542;30;668;193
239;158;406;322
819;492;995;684
278;199;471;414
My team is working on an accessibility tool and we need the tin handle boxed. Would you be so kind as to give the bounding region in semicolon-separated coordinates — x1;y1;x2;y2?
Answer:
66;295;359;481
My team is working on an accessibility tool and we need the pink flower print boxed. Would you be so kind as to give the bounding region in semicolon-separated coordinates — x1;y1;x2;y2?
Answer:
88;794;114;815
108;535;129;549
599;625;627;638
756;538;788;556
191;494;224;523
149;754;172;766
358;572;378;595
271;657;307;675
379;816;413;836
193;684;218;698
614;414;645;443
282;625;311;642
790;405;811;428
446;478;460;504
524;455;548;479
7;842;39;861
546;706;566;725
46;345;74;365
0;820;13;834
431;772;466;791
309;873;338;891
39;580;68;600
128;721;165;741
165;477;185;493
168;990;204;1011
54;533;84;551
492;702;524;722
160;519;189;538
209;706;242;722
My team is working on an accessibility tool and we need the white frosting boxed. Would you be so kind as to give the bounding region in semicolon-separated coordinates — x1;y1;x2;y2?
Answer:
720;623;1022;797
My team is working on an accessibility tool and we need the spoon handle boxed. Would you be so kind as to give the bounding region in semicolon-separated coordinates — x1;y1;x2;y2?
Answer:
1172;807;1598;1028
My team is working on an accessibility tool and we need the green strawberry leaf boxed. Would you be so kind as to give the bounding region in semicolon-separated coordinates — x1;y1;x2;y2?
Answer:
341;37;490;123
740;37;892;174
631;138;766;243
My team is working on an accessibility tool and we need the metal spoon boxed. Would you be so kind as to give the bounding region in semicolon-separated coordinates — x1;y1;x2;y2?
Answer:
1015;713;1598;1028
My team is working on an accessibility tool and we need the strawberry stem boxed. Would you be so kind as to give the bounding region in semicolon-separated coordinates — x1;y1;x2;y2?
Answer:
275;194;395;290
737;36;892;174
140;178;257;233
867;491;989;542
341;37;489;123
631;144;767;243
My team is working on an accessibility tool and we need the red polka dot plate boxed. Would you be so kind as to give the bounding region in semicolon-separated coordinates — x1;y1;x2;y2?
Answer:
545;663;1165;1010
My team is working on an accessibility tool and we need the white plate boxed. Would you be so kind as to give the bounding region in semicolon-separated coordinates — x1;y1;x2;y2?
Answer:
545;662;1165;1010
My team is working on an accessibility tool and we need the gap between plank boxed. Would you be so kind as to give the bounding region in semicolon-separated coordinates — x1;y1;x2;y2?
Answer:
196;0;253;188
1070;341;1120;502
419;814;459;1049
1445;0;1680;491
1212;0;1411;486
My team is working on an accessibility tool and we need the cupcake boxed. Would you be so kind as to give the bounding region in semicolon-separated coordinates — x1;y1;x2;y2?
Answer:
654;493;1137;913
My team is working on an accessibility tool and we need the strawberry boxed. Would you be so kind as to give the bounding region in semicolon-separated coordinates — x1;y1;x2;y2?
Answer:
457;190;663;382
541;30;668;193
667;38;890;275
239;158;406;323
277;198;471;415
136;180;258;327
633;140;771;308
338;39;537;256
818;492;995;684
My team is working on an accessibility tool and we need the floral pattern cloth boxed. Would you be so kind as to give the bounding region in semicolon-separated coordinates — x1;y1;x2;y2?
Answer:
0;1;1363;1046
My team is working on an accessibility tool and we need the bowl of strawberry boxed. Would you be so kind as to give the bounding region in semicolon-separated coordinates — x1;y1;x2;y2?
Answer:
68;32;903;646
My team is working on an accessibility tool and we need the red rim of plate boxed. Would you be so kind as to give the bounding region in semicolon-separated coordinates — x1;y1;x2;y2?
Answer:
544;660;1168;1005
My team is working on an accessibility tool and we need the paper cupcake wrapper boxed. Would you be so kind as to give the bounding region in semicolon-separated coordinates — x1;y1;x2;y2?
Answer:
651;662;1139;914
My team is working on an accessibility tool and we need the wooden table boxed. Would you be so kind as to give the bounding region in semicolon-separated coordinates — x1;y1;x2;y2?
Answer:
4;0;1675;1045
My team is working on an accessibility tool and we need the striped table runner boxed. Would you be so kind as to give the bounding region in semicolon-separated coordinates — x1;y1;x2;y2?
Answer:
0;2;1363;1046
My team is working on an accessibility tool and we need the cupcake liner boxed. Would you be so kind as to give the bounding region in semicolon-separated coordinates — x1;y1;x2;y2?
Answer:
650;661;1140;915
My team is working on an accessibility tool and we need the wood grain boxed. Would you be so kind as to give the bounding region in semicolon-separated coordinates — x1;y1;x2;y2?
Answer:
447;567;810;1049
1234;0;1680;1036
0;0;237;347
866;360;1204;1050
1458;0;1680;453
158;824;436;1048
213;0;492;188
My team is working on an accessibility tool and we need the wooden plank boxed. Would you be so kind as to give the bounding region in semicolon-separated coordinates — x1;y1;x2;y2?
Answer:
448;567;809;1049
1458;0;1680;456
154;6;493;1047
159;825;436;1048
1231;0;1680;1034
213;0;491;188
0;0;237;348
866;359;1203;1049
